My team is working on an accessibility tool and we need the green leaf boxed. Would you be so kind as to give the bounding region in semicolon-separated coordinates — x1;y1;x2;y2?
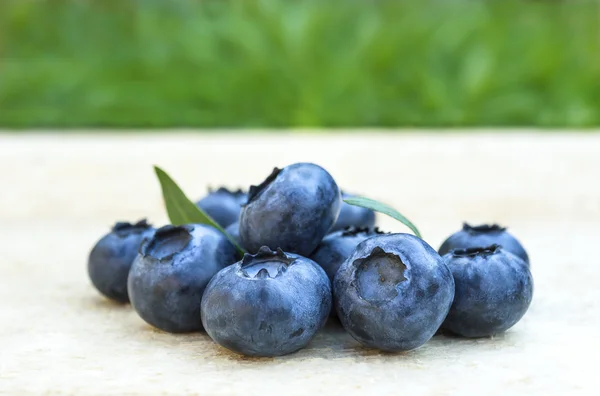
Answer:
154;166;246;255
343;196;422;238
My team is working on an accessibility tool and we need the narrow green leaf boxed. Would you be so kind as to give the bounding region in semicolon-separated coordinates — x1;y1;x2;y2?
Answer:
154;166;246;255
343;196;422;238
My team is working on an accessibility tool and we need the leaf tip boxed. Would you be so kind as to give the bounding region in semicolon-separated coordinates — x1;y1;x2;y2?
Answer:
153;165;165;176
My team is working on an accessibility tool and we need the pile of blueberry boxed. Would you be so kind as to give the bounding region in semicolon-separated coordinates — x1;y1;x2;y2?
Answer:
88;163;533;357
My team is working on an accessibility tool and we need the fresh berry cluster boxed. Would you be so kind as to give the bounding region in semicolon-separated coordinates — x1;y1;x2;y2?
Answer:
88;162;533;357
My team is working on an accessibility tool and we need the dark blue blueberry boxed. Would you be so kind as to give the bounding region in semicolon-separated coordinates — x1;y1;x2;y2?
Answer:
239;163;342;256
88;219;155;303
441;245;533;338
310;227;387;283
439;223;529;265
330;192;376;232
196;187;247;228
128;224;238;333
201;247;331;357
334;234;455;352
225;221;241;246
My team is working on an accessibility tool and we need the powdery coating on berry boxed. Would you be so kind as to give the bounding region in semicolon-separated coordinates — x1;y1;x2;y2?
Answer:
439;223;529;265
239;163;342;256
201;249;331;357
128;224;238;333
334;233;455;352
441;247;534;338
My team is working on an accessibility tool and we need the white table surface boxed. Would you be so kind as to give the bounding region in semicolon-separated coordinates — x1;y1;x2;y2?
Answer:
1;132;599;395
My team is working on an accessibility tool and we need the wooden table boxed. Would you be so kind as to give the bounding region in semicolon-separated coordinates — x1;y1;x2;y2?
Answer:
1;132;598;395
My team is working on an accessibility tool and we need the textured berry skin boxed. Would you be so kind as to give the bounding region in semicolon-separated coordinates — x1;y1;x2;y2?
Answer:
334;234;455;352
196;187;247;228
201;247;331;357
439;223;529;265
330;192;376;232
128;224;238;333
441;245;533;338
310;227;386;283
88;220;155;303
239;163;342;256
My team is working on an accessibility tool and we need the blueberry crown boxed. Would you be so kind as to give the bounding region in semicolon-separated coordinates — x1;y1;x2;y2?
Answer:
341;226;387;237
207;186;246;196
240;246;294;279
246;167;281;205
353;246;408;302
463;223;506;234
112;219;152;236
140;225;192;261
451;244;501;258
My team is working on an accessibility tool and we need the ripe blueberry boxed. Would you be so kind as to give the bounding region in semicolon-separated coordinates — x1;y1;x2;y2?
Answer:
239;163;342;256
310;227;387;283
128;224;238;333
441;245;533;338
330;192;376;232
225;221;241;246
196;187;247;228
201;247;331;357
334;234;455;352
439;223;529;265
88;219;155;303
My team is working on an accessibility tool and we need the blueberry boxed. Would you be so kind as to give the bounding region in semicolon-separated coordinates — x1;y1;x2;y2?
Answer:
128;224;238;333
310;227;387;283
330;192;376;232
239;163;342;256
201;246;331;357
196;187;247;228
441;245;533;338
334;234;455;352
88;219;155;303
225;221;241;246
439;223;529;265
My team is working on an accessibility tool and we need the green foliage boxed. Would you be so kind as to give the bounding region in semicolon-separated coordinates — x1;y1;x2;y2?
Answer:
1;0;598;128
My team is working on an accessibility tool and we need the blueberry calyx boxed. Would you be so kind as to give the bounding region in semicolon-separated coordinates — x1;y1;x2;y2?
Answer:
255;268;271;279
340;226;387;238
207;186;246;196
246;167;281;205
140;225;193;261
451;244;501;258
353;246;407;304
463;223;507;234
112;219;153;237
240;246;294;279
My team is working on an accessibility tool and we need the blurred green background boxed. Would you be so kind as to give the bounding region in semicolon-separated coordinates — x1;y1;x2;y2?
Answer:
1;0;599;128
